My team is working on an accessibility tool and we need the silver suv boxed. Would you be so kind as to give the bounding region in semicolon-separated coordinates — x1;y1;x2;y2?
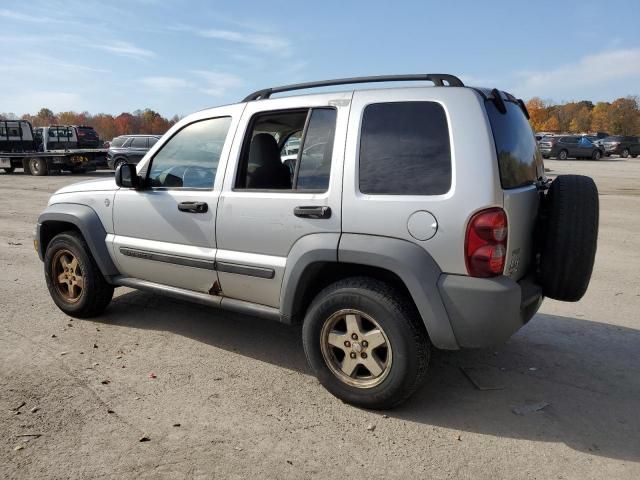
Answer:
35;74;599;409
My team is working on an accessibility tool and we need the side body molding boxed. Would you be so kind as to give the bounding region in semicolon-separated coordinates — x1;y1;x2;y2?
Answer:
279;233;341;324
338;234;459;350
37;203;120;277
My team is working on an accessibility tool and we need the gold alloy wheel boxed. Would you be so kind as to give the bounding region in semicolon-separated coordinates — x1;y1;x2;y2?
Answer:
320;309;393;388
52;249;84;303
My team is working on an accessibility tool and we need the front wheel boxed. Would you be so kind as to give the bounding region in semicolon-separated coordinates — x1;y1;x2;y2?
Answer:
621;148;630;158
44;231;114;318
592;149;602;160
113;158;127;171
3;166;15;174
558;150;568;160
302;277;430;409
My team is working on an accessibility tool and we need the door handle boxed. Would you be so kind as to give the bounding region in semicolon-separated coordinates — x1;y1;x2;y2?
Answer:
293;206;331;219
178;201;208;213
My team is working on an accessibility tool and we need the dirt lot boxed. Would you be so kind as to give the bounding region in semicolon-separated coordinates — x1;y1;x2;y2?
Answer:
1;159;639;479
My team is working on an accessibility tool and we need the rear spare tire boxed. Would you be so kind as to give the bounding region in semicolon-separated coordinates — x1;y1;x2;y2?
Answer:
538;175;598;301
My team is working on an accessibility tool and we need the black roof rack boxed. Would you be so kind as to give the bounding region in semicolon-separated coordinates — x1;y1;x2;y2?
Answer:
242;74;464;102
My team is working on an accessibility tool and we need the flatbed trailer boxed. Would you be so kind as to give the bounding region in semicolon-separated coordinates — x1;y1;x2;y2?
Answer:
1;149;108;175
0;121;107;175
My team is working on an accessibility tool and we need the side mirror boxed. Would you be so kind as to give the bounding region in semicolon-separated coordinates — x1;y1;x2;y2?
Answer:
115;163;140;188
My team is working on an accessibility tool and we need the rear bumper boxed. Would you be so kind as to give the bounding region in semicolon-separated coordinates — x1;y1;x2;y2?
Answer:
437;274;543;348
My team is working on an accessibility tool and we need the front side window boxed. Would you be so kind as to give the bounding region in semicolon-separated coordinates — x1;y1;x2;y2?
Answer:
130;137;147;148
147;117;231;189
359;102;452;195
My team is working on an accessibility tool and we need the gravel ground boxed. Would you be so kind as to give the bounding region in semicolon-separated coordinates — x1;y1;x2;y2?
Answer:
1;159;639;479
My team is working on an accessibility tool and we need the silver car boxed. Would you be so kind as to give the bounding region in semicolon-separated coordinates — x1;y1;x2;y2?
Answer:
35;74;599;409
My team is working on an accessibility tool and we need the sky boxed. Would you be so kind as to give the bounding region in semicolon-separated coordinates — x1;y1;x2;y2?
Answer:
1;0;639;117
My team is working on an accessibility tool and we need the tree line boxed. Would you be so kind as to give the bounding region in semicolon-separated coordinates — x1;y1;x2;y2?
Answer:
0;108;180;141
526;96;640;135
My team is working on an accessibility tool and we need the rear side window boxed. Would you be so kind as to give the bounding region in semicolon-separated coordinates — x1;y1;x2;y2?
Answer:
148;137;159;147
486;100;543;189
359;102;451;195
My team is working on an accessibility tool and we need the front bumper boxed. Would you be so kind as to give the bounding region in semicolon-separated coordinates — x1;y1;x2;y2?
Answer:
438;274;543;348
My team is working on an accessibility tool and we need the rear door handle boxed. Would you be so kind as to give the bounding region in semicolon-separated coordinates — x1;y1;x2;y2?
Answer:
293;206;331;219
178;201;208;213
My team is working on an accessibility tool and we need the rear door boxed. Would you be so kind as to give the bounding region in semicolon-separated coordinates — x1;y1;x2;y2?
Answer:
215;93;349;308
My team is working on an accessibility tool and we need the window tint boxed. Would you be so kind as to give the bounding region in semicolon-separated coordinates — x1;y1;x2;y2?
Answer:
148;117;231;189
295;109;336;191
147;137;158;147
486;100;543;189
359;102;451;195
130;137;147;148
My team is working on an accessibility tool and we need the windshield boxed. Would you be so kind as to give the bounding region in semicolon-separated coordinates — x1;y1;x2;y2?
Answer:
485;99;544;189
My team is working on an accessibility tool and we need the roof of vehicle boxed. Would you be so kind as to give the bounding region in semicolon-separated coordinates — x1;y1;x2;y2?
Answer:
115;134;162;137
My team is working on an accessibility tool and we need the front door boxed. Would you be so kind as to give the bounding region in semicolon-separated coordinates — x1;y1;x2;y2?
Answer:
109;106;242;292
215;93;350;308
128;136;150;163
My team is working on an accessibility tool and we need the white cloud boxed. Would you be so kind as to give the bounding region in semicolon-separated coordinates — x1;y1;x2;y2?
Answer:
512;49;640;98
0;8;62;23
173;25;291;56
140;77;193;91
191;70;243;97
92;41;156;59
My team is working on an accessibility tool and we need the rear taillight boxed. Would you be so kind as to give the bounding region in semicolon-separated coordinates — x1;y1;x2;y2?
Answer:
465;208;508;277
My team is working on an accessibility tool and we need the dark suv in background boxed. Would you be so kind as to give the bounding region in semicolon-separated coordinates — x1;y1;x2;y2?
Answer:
106;134;161;170
540;135;602;160
602;135;640;158
74;126;101;148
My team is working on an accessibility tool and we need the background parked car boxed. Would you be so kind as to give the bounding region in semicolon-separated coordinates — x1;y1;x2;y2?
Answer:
601;135;640;158
74;125;101;148
542;135;602;160
107;134;161;170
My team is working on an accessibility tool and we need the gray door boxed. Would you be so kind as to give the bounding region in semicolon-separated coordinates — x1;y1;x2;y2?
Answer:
215;93;350;308
108;107;241;292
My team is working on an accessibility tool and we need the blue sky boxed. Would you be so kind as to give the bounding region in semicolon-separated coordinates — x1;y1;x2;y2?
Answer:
1;0;639;117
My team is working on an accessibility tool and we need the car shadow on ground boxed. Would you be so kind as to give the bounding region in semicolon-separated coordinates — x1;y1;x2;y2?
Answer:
93;290;640;462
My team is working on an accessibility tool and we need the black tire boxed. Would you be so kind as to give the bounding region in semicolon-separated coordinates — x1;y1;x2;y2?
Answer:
3;166;15;174
631;154;638;158
621;148;630;158
558;149;568;160
113;158;127;170
302;277;430;409
28;157;48;176
44;231;114;318
538;175;599;301
591;149;601;160
22;158;31;175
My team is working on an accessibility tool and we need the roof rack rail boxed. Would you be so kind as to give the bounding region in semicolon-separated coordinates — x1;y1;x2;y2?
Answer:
242;73;464;102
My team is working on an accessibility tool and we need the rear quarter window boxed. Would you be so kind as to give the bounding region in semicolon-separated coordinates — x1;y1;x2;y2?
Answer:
486;100;543;189
359;101;451;195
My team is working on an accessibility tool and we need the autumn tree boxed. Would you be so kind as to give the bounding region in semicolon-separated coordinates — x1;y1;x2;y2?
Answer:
526;97;548;131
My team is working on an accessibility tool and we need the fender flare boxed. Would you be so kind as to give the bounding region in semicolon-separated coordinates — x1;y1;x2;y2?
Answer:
338;234;459;350
37;203;120;277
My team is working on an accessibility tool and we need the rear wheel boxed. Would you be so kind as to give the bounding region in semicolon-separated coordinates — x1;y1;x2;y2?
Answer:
592;149;602;160
558;149;568;160
302;277;430;409
632;154;638;158
538;175;599;301
44;231;114;318
621;148;630;158
3;166;14;174
28;157;48;176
